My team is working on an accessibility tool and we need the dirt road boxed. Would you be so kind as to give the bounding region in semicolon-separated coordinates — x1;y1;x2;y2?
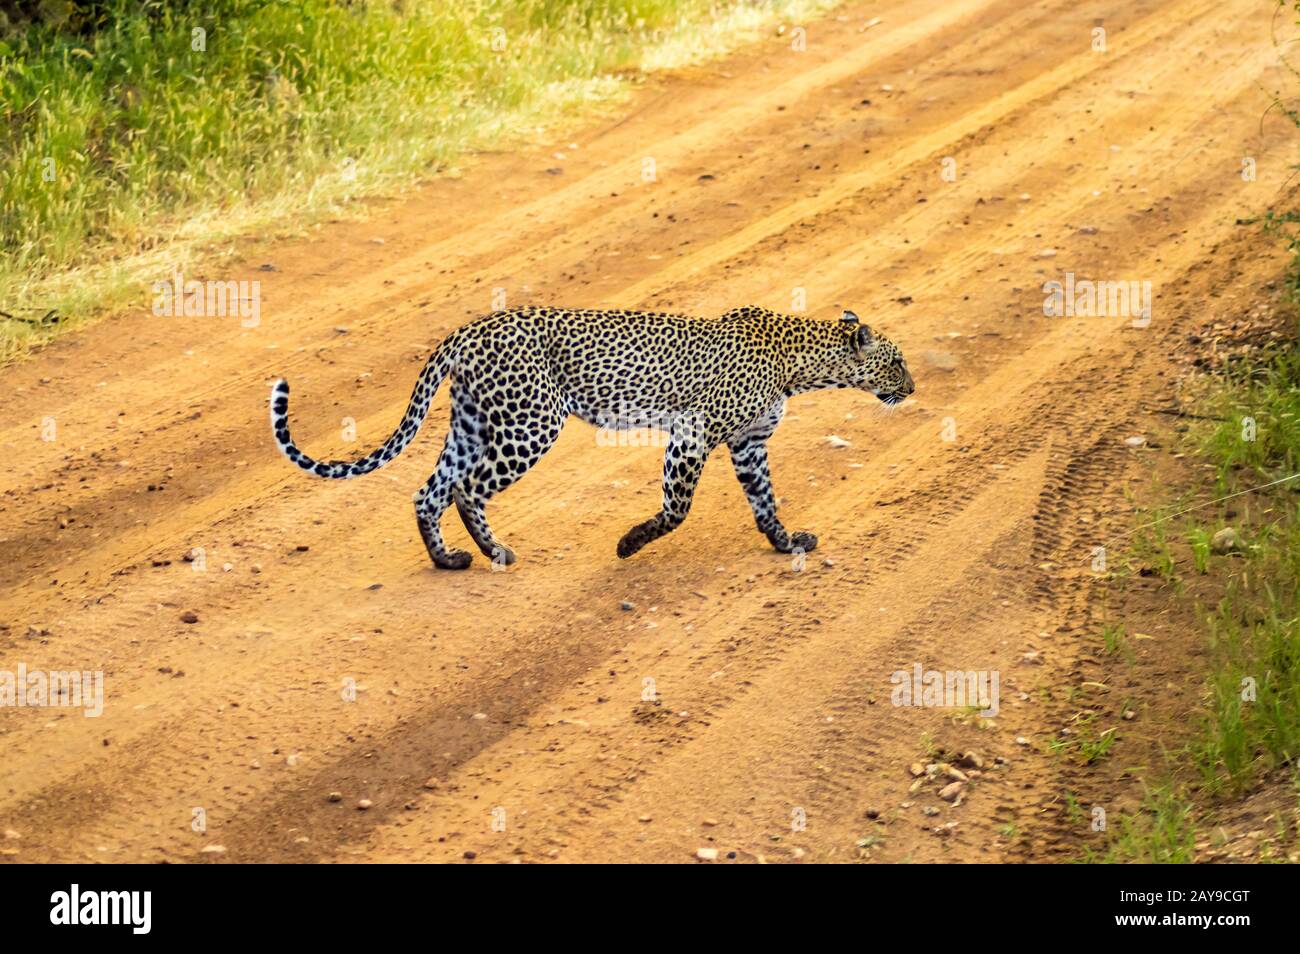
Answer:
0;0;1292;863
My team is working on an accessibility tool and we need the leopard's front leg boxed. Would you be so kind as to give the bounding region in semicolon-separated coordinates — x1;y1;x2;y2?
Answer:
617;424;710;559
727;402;817;554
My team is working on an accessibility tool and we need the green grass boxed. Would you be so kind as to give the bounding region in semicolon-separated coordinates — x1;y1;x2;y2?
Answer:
1089;320;1300;862
1187;526;1211;574
1101;620;1133;663
1189;337;1300;794
1082;784;1198;864
1200;345;1300;491
1191;526;1300;793
0;0;839;360
1130;506;1181;588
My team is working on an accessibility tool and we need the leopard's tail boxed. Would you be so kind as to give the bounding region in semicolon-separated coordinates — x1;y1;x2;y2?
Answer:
270;336;456;479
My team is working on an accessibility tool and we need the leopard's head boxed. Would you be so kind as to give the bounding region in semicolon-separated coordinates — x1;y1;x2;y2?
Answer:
836;310;914;405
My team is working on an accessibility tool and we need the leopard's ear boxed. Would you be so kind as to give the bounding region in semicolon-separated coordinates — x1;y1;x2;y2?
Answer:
840;309;860;325
850;322;877;357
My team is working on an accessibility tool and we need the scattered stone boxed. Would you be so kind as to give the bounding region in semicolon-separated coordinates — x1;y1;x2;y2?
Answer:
695;848;719;861
908;762;925;778
422;777;441;790
823;434;851;448
943;765;969;783
251;564;262;574
939;781;964;802
180;611;199;624
463;850;478;859
1211;527;1243;555
200;844;227;854
472;712;488;721
3;829;19;840
958;751;985;770
357;799;373;810
327;792;343;803
865;808;880;820
638;814;653;823
1122;709;1137;721
620;600;635;611
1124;435;1147;447
182;548;201;562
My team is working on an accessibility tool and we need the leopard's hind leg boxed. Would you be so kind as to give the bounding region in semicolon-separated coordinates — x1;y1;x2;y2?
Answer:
454;402;566;566
414;388;485;570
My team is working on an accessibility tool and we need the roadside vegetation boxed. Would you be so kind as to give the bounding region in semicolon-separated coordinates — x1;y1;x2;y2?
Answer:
0;0;837;360
1084;279;1300;864
1076;1;1300;864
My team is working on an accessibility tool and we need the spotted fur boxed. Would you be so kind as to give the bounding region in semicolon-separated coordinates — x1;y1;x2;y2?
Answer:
270;305;913;569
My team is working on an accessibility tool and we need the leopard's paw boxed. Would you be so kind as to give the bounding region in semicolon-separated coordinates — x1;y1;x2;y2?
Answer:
789;531;818;553
433;548;473;570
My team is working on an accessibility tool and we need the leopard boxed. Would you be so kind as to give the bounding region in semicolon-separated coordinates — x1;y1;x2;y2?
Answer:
269;305;914;569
